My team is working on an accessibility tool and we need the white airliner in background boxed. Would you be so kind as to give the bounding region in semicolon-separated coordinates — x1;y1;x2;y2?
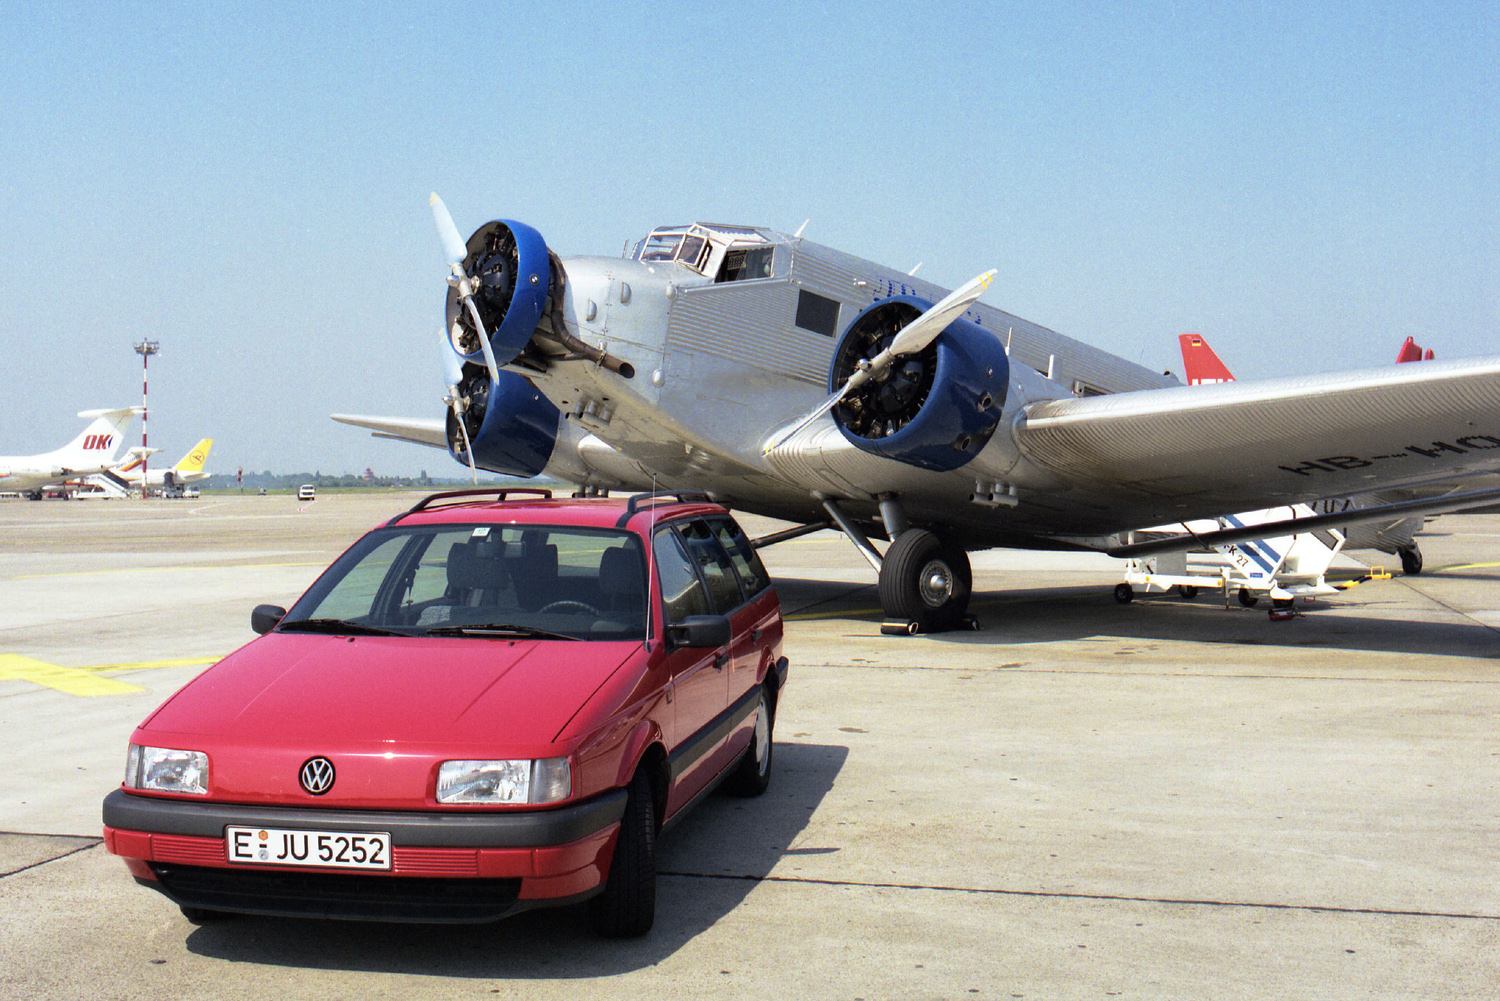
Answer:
0;408;140;499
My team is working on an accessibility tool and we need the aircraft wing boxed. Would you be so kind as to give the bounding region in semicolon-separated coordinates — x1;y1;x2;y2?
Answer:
1013;355;1500;528
331;414;448;451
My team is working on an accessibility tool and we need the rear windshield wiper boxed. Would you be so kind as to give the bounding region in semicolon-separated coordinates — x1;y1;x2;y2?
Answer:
423;622;579;640
276;618;409;637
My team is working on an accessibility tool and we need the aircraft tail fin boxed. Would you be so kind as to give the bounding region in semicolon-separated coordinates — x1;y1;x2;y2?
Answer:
55;407;140;466
1396;337;1435;363
1178;333;1235;385
173;438;214;473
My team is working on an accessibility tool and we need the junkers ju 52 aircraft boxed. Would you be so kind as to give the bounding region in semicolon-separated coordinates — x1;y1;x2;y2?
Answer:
334;196;1500;633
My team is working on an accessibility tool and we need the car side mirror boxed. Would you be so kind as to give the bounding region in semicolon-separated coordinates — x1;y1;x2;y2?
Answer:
667;614;731;649
251;604;286;635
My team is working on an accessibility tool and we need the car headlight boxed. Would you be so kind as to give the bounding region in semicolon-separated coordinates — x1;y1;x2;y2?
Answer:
124;744;209;795
436;757;571;805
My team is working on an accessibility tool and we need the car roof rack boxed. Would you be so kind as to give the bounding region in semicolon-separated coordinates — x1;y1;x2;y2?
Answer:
386;488;554;525
624;491;714;516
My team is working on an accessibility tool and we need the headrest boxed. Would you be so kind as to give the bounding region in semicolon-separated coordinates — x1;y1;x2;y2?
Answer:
447;543;508;591
598;546;643;596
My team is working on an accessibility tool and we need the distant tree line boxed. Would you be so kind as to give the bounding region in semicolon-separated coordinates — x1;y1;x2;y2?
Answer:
209;470;509;491
200;470;564;492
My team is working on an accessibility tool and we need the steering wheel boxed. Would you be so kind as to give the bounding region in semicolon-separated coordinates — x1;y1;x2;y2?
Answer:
538;600;602;616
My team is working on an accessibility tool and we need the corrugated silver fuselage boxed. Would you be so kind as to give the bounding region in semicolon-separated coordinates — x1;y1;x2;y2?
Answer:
518;232;1175;548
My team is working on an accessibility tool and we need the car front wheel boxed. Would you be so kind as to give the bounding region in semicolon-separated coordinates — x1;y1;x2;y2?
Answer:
590;769;656;938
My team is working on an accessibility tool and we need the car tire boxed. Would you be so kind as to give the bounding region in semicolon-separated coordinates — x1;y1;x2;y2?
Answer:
725;685;775;797
1113;583;1134;604
590;769;656;938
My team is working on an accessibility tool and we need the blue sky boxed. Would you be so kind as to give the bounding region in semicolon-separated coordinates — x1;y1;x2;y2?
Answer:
2;1;1495;476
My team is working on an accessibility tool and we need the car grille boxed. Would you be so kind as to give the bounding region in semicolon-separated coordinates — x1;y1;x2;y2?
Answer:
149;833;485;877
149;863;522;923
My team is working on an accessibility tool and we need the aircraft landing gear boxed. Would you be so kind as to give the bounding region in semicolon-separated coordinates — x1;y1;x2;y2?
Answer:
878;528;973;634
1398;545;1423;575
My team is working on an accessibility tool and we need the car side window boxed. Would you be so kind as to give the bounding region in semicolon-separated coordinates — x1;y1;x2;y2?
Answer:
677;519;744;614
710;517;770;597
653;530;710;624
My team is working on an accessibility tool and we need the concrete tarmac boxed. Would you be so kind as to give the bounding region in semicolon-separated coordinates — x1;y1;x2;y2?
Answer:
2;492;1497;999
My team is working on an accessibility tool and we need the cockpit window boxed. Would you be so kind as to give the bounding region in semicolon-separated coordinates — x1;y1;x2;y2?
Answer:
633;223;778;281
640;230;687;262
679;234;708;271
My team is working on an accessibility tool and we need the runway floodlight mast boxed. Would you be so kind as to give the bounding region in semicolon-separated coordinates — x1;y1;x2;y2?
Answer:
133;339;159;499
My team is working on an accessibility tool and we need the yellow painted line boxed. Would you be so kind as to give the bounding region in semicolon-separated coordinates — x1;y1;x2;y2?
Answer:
95;656;221;674
0;654;144;696
1434;561;1500;572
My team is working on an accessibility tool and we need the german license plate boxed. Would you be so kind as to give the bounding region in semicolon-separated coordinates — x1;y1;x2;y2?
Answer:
226;826;392;870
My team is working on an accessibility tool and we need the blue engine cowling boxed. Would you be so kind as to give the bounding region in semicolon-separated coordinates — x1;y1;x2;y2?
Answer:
830;295;1009;472
447;368;560;478
445;219;551;368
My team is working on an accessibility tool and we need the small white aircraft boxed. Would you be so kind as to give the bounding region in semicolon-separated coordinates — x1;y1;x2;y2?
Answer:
0;408;140;499
335;199;1500;633
1175;333;1495;575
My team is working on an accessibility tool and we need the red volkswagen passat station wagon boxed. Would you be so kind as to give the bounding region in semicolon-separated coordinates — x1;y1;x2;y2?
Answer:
102;489;787;937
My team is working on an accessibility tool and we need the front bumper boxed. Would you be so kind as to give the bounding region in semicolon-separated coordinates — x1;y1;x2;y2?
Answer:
102;787;626;922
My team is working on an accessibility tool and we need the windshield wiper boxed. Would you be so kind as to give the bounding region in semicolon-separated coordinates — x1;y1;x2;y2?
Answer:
423;622;579;641
277;618;409;637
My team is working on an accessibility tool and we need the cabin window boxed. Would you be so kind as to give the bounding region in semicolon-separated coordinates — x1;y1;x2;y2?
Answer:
795;290;840;337
717;245;775;283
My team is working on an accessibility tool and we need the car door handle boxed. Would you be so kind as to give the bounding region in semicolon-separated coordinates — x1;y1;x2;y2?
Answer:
751;628;763;642
714;652;729;670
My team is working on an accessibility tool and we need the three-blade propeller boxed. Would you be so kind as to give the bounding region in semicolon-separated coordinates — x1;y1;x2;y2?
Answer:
431;193;486;483
764;269;997;454
430;193;502;389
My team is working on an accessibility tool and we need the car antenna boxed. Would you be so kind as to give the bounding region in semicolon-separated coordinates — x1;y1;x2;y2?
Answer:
643;473;657;652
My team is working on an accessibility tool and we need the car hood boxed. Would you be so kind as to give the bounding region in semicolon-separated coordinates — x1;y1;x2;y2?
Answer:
143;633;639;750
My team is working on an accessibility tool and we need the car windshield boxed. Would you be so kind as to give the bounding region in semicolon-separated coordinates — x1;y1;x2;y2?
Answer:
282;523;649;641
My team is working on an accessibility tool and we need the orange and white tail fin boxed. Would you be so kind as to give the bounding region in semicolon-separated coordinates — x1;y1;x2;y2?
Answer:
1396;337;1434;363
1178;333;1235;385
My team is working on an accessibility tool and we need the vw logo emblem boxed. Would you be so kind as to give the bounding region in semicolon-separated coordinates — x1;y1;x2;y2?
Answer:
299;757;336;796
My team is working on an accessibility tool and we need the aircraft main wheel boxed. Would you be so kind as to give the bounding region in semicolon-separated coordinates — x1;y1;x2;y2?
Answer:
1399;546;1424;575
1114;583;1134;604
879;529;972;633
1237;588;1259;608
